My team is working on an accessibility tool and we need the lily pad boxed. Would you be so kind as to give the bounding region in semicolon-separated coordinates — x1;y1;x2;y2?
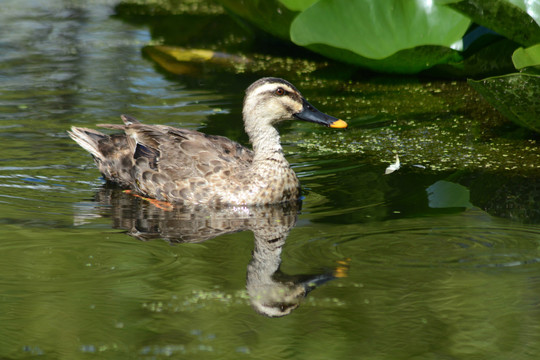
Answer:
211;0;540;75
290;0;470;60
512;44;540;70
305;43;464;74
507;0;540;26
430;38;518;78
216;0;297;40
143;45;251;75
448;0;540;46
468;73;540;133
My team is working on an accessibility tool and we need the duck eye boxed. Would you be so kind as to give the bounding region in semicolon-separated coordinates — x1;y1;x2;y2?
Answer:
275;88;285;96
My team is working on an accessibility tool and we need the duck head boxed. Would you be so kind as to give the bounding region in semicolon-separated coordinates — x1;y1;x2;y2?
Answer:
243;77;347;130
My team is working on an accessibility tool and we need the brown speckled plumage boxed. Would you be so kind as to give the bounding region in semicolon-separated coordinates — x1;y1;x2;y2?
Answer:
68;78;346;206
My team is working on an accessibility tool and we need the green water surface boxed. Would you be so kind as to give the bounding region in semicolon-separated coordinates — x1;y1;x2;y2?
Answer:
1;1;540;359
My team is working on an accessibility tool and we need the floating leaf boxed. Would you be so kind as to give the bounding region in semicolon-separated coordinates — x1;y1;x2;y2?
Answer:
505;0;540;26
468;73;540;133
431;38;518;77
512;44;540;69
216;0;538;75
290;0;470;60
448;0;540;46
143;46;250;75
216;0;297;40
306;43;464;74
218;0;472;73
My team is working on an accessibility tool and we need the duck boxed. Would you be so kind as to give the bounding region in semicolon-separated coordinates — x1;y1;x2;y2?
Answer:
68;77;347;206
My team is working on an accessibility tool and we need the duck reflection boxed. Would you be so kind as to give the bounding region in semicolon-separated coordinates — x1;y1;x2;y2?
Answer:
93;186;346;317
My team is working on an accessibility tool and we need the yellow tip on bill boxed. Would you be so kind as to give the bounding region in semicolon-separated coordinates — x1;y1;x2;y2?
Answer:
330;119;348;129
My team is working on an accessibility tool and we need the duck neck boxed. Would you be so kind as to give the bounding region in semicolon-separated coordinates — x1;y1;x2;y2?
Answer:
246;124;287;163
249;232;286;281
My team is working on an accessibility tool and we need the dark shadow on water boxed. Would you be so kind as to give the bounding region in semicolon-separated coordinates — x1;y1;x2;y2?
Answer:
93;185;347;317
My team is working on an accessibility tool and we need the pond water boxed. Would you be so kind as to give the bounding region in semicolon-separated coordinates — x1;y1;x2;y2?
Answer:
1;0;540;359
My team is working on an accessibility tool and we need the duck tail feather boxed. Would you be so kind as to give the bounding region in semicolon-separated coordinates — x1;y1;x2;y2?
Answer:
68;127;108;161
121;114;141;125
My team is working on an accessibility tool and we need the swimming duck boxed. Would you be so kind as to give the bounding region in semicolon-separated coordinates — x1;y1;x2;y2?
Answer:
68;77;347;206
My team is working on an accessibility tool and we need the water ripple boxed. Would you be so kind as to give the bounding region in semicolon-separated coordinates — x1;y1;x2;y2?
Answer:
0;228;183;289
289;210;540;270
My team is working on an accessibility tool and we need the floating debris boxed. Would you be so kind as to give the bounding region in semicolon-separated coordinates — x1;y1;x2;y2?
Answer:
143;45;251;75
143;45;328;76
385;154;400;174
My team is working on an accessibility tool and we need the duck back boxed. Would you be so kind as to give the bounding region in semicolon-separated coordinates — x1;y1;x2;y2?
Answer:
70;116;300;206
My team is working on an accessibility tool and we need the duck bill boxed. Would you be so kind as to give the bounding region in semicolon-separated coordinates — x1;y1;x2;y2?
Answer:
302;273;336;295
293;99;347;129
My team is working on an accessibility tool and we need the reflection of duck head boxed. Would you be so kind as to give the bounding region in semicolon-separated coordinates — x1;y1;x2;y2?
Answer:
247;229;337;317
86;187;344;317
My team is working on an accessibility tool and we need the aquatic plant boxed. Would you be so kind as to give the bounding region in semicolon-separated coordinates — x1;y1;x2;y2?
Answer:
215;0;540;131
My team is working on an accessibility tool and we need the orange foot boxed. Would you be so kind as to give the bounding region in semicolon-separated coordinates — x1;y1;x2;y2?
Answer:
123;190;174;211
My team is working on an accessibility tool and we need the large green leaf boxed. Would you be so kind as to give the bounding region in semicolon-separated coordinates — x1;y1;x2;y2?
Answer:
290;0;470;60
512;44;540;69
216;0;297;40
448;0;540;46
305;43;464;74
468;73;540;133
216;0;535;75
430;38;518;77
507;0;540;26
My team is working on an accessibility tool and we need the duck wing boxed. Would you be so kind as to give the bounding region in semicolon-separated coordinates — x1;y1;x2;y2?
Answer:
98;115;254;203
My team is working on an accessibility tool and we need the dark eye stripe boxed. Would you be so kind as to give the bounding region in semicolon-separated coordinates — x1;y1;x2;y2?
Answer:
261;87;302;103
